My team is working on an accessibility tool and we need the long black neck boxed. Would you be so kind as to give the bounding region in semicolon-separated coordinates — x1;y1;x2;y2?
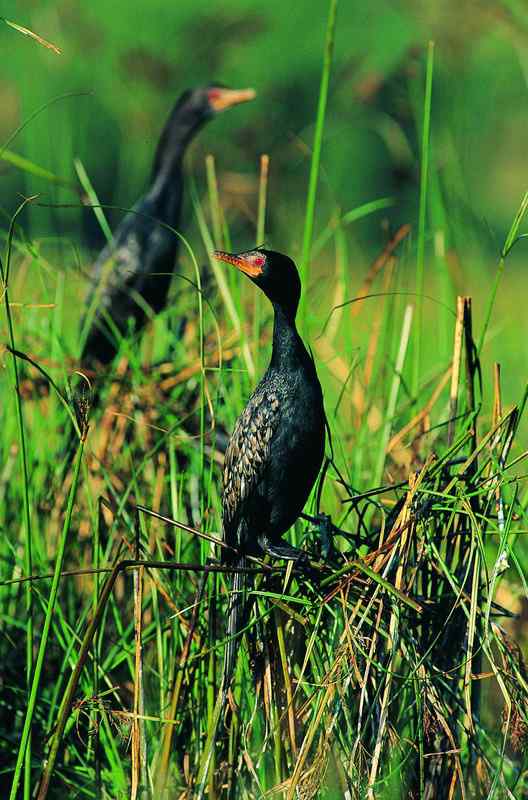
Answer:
270;303;311;371
146;113;206;222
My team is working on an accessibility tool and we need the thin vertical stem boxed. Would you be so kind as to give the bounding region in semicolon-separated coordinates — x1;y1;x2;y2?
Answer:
93;500;103;798
413;40;435;397
478;190;528;356
448;296;465;446
206;154;224;249
254;154;270;371
131;510;148;799
374;304;414;485
299;0;338;326
207;576;217;800
1;200;35;800
153;568;205;797
10;440;85;800
256;154;269;247
74;158;112;243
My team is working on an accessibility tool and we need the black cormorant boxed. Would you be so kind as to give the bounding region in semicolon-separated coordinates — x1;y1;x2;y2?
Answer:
215;246;326;703
81;85;255;369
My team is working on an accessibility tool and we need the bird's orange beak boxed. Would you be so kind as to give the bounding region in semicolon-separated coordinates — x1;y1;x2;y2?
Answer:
207;87;256;112
213;250;265;277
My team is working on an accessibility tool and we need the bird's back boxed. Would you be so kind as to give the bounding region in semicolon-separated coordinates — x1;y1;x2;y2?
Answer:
222;353;325;555
81;187;182;365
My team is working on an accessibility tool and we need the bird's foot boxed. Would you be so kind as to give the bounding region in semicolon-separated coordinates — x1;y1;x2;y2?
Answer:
259;540;308;564
259;537;314;565
257;538;323;582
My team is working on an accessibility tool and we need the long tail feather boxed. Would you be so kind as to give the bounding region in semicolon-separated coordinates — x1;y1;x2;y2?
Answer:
222;554;246;697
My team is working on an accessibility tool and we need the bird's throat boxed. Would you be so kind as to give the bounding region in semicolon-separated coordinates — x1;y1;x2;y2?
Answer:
270;303;308;370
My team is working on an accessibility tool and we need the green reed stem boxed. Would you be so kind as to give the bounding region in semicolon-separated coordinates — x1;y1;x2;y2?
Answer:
299;0;338;327
1;198;35;800
9;439;84;800
477;190;528;356
206;154;224;249
74;158;112;243
254;154;269;372
412;40;434;397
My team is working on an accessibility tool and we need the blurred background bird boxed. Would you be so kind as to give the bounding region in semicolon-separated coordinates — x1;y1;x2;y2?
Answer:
80;84;256;373
59;85;255;470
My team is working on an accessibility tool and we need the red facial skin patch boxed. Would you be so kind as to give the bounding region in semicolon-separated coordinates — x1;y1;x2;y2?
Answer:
213;250;265;277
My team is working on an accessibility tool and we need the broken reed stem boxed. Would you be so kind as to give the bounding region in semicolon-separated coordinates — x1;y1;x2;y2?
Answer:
448;295;465;445
493;363;502;428
463;297;478;449
256;153;269;246
492;363;507;535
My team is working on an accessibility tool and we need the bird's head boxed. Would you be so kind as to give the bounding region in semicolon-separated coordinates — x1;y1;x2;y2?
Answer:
152;84;255;179
213;248;302;319
177;84;256;122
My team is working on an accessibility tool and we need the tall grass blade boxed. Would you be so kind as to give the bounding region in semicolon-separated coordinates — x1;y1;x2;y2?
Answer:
1;198;36;800
74;158;113;243
0;148;76;188
412;40;435;396
206;154;224;249
254;154;270;371
299;0;338;326
374;304;413;485
9;440;84;800
477;190;528;355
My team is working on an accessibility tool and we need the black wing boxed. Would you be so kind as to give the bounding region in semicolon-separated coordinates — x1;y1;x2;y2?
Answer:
81;196;178;365
222;387;280;549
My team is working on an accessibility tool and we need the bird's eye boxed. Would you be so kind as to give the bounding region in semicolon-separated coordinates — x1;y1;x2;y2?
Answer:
248;254;266;268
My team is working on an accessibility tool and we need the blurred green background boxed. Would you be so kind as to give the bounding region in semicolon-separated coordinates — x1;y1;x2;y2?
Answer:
1;1;527;237
1;0;528;385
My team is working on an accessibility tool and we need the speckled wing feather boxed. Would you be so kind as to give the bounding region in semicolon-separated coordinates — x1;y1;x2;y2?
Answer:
85;224;144;311
222;386;280;547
